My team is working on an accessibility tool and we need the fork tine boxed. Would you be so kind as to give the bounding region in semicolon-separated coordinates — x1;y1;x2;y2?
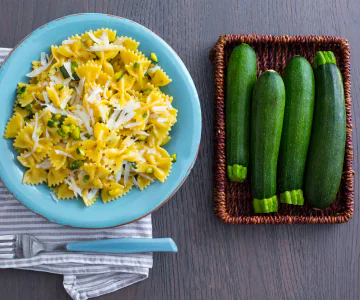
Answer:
0;246;14;252
0;253;15;259
0;236;16;259
0;242;15;248
0;235;15;241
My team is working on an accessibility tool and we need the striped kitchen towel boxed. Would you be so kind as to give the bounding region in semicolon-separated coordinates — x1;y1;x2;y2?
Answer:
0;48;153;300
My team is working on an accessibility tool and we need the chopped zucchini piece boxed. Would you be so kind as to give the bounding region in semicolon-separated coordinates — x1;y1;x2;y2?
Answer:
108;107;114;117
115;70;124;81
60;65;70;79
138;135;147;141
76;148;86;156
150;52;158;63
25;104;32;111
61;125;70;133
71;126;80;140
146;168;154;174
68;123;76;132
171;153;177;162
133;62;140;69
71;61;78;69
72;72;80;81
56;84;64;90
53;114;62;121
83;175;90;183
24;113;33;122
68;160;84;170
142;89;152;95
57;129;66;137
47;120;55;128
17;86;26;95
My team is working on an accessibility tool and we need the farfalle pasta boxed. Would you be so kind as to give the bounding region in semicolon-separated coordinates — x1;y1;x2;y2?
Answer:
4;28;177;206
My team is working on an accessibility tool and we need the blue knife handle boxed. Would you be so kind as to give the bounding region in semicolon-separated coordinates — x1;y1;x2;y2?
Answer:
66;238;178;253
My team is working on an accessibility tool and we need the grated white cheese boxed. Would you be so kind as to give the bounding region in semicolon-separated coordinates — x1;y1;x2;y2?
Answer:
32;113;40;151
157;117;168;123
114;100;141;128
86;87;103;104
72;109;93;135
149;113;159;118
115;160;126;182
62;39;77;45
50;191;59;203
26;56;54;78
101;30;109;45
134;130;150;136
166;99;173;109
75;77;85;104
88;45;123;52
88;188;99;200
147;65;161;75
36;159;52;169
106;109;121;129
114;37;125;45
49;74;71;85
152;106;167;112
42;91;50;104
103;80;110;99
139;173;154;182
65;175;82;197
54;149;76;160
40;52;47;66
147;148;156;154
60;94;73;110
98;104;108;123
123;162;131;186
23;152;33;158
63;62;74;80
123;122;141;129
88;31;102;44
132;176;139;188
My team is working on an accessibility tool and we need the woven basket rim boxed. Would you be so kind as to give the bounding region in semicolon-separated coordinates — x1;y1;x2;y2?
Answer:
211;33;354;225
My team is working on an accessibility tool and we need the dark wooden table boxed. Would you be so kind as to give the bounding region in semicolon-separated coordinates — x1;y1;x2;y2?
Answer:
1;0;359;299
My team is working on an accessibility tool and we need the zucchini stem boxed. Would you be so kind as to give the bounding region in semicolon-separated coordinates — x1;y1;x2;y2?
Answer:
280;189;304;206
313;51;337;69
253;195;278;213
227;164;247;182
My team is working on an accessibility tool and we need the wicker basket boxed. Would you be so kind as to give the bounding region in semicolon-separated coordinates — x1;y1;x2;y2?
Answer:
210;34;354;224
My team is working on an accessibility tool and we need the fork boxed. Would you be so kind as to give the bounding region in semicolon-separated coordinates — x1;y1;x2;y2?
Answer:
0;235;178;259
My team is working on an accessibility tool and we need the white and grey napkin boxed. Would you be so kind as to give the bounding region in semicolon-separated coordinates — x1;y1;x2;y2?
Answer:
0;48;153;300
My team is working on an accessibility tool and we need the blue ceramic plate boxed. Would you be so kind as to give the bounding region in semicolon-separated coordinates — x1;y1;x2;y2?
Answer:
0;14;201;228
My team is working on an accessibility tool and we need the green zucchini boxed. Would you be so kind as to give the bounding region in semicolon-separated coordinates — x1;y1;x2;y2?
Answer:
304;51;346;209
226;44;257;182
278;56;315;205
251;70;285;213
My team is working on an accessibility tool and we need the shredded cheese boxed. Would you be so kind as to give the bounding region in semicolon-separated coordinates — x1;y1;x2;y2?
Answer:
62;39;77;45
54;149;76;159
26;57;54;78
50;191;59;203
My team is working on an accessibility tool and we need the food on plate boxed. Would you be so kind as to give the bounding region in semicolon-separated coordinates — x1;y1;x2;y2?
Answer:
304;51;346;209
250;70;285;213
278;56;315;206
4;28;177;206
225;44;257;182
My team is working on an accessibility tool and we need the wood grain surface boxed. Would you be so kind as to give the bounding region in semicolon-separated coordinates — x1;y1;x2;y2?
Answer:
0;0;359;299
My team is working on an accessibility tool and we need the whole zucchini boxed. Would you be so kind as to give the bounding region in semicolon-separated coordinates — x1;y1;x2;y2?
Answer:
278;56;315;206
226;44;257;182
304;51;346;209
251;70;285;213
